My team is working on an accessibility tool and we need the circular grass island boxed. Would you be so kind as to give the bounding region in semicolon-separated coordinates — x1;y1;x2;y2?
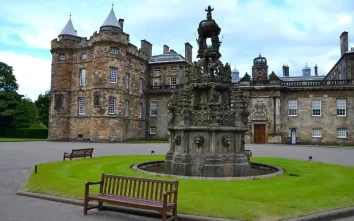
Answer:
24;155;354;221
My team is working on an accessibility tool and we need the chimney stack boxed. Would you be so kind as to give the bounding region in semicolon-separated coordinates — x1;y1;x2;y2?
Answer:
169;49;177;54
340;31;349;57
282;64;289;77
118;19;124;31
314;64;318;76
163;45;169;54
185;42;193;64
141;39;152;61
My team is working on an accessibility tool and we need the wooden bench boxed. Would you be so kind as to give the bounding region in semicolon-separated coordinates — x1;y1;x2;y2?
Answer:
84;174;178;221
63;148;94;161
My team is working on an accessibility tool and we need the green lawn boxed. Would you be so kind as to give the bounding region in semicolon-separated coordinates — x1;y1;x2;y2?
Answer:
0;138;47;142
24;156;354;221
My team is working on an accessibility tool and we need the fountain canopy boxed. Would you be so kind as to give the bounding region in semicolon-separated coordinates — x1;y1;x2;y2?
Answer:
164;6;251;177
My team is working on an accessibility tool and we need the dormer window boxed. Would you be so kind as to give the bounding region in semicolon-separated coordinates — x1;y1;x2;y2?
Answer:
170;66;178;72
81;53;87;60
111;47;119;54
153;67;161;72
59;54;66;61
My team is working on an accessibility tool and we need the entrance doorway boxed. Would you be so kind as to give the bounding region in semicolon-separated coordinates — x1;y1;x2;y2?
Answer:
290;128;297;144
254;124;266;144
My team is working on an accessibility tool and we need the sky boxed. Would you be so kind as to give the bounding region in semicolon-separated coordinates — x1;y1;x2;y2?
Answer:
0;0;353;101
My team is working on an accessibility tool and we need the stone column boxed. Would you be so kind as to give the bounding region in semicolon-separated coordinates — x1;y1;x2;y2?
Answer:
275;97;281;134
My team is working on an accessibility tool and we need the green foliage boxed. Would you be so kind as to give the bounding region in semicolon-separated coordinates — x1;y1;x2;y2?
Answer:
35;91;50;128
0;90;22;128
25;156;354;220
4;128;48;138
29;122;47;129
0;138;47;142
0;62;18;91
11;98;38;128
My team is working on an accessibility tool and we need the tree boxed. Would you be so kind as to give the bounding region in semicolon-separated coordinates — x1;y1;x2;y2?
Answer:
0;91;22;129
0;62;18;91
11;97;38;128
35;91;50;128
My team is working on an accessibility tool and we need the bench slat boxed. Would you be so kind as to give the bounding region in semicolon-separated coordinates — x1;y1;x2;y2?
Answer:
145;181;150;200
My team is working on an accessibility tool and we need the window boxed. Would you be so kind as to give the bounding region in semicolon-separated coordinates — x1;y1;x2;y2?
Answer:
79;69;86;86
150;101;157;116
288;100;297;116
153;67;161;72
336;99;346;116
312;128;322;138
93;93;100;105
153;78;160;86
125;73;129;89
138;103;142;119
54;95;63;109
81;54;87;60
139;78;143;93
108;98;116;114
59;54;66;61
111;47;119;54
337;129;347;138
110;68;117;83
169;77;177;85
170;66;178;72
125;100;129;117
78;97;85;115
150;127;157;135
312;99;321;116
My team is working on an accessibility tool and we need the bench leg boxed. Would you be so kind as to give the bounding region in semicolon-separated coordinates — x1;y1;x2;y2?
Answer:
162;212;167;221
173;208;177;221
98;201;103;211
83;199;88;215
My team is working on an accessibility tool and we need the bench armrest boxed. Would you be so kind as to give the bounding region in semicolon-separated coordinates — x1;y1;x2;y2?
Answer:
163;189;177;196
84;180;103;196
85;181;103;186
162;188;178;208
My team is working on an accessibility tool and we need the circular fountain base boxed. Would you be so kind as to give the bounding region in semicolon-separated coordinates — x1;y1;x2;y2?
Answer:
132;160;284;180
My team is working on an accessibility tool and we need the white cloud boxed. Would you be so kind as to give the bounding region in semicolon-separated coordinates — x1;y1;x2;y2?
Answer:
0;51;51;101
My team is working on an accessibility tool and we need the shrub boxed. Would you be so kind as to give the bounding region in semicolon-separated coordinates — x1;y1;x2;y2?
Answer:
4;128;48;139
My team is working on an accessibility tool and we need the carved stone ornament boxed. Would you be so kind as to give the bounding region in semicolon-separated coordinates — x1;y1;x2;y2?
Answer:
194;136;204;148
221;135;231;147
173;135;181;145
253;101;267;119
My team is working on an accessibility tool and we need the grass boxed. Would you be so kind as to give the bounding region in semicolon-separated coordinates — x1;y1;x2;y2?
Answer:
0;138;47;142
24;156;354;221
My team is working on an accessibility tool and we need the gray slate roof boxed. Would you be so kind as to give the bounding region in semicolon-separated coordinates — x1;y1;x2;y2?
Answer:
101;8;122;29
59;18;77;37
150;54;186;64
280;75;325;81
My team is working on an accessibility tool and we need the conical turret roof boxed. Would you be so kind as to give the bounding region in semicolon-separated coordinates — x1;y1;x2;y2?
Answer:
101;8;122;29
59;17;78;37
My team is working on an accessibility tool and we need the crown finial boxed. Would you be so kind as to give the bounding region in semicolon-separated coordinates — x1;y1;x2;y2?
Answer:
112;2;114;7
70;12;71;19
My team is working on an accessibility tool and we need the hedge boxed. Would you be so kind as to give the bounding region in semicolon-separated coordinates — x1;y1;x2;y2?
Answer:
3;128;48;139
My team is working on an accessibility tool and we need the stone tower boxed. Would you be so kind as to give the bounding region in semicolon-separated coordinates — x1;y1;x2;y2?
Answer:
252;54;268;80
49;8;150;142
164;6;250;177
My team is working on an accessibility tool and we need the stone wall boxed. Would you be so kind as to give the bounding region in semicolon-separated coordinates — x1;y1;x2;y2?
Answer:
281;89;354;145
49;29;148;142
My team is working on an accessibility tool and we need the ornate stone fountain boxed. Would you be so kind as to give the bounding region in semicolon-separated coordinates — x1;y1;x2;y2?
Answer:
164;6;251;177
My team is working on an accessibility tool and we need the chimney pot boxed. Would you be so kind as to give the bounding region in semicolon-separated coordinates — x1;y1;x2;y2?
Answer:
163;45;169;54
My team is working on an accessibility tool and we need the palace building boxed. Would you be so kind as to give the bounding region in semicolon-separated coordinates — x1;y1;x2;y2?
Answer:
49;7;354;145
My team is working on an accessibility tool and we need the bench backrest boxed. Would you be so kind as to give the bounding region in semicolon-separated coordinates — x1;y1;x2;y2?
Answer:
71;148;94;157
100;174;178;203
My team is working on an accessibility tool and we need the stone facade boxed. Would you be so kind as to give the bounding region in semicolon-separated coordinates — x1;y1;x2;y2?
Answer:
49;11;354;146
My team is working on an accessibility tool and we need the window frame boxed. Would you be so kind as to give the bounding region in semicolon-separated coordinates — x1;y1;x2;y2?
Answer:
312;99;321;116
150;127;157;135
170;66;178;72
288;100;297;116
108;98;116;115
139;78;143;93
59;54;66;61
169;77;177;85
138;103;142;119
79;68;86;87
150;101;158;117
125;73;130;90
153;67;161;72
78;97;85;115
337;128;347;138
110;68;118;83
81;53;87;60
312;128;322;138
336;99;346;116
125;100;129;117
110;47;119;54
152;78;160;86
